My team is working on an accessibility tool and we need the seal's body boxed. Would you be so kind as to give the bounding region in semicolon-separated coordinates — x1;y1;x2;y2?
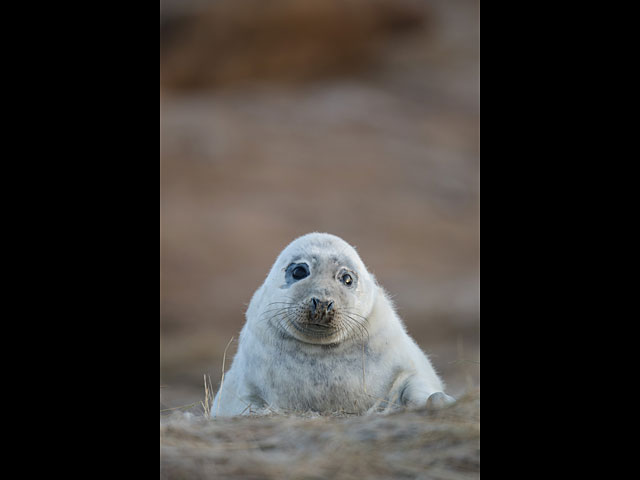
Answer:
212;233;454;416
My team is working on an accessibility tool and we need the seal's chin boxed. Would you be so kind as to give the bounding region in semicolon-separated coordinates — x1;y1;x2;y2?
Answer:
288;320;342;345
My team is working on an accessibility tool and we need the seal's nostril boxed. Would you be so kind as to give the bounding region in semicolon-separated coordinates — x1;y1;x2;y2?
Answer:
311;298;319;312
327;301;334;312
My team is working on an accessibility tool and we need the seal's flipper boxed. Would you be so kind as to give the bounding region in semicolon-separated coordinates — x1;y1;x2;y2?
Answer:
426;392;456;410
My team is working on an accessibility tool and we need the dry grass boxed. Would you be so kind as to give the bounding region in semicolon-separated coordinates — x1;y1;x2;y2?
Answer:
160;389;480;479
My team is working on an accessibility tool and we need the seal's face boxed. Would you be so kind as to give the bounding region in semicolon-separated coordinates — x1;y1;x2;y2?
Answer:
257;233;376;345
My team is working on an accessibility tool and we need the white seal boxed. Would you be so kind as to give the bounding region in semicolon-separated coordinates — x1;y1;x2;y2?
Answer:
212;232;454;416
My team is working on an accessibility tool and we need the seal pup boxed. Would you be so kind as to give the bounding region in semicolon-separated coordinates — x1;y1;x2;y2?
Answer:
212;232;455;416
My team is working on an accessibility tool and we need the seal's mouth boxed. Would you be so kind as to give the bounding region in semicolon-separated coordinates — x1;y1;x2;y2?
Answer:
290;320;336;338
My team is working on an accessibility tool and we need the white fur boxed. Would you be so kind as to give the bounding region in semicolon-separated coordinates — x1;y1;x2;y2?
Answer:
212;233;454;416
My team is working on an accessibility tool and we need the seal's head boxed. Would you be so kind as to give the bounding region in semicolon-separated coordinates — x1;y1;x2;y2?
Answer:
249;233;377;345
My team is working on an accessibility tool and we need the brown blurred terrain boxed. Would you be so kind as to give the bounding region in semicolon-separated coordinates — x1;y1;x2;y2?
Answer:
160;0;479;413
161;0;427;89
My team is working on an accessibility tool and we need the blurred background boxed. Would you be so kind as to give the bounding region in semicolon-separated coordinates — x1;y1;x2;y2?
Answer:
160;0;479;411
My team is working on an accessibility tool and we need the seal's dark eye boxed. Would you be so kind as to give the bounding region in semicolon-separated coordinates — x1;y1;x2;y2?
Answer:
341;273;353;286
292;265;309;280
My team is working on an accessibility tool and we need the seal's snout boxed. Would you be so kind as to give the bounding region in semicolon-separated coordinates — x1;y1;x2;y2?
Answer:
309;297;335;324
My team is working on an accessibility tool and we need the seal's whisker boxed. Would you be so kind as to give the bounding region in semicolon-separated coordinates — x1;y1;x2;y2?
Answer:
260;306;295;317
278;310;301;338
341;313;370;342
343;309;368;321
258;309;293;325
342;311;368;327
339;314;361;338
335;313;357;342
338;314;368;345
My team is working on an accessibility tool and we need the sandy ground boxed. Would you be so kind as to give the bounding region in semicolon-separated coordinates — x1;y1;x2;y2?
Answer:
161;390;480;479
